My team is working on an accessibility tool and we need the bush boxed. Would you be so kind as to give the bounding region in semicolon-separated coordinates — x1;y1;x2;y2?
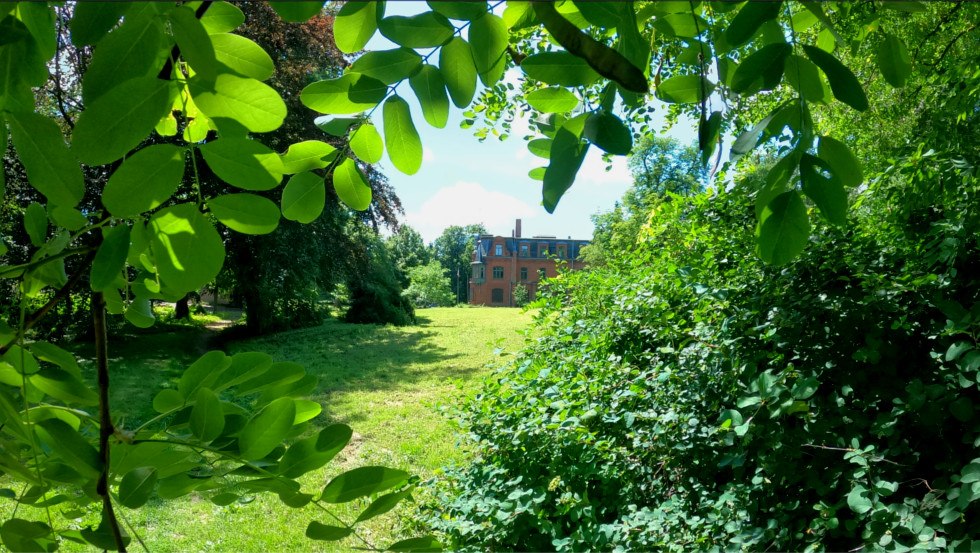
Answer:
512;283;530;307
404;261;455;307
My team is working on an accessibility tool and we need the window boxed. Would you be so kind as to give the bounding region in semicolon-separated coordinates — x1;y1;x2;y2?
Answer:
520;243;529;257
492;266;504;279
491;288;504;303
557;245;566;259
494;244;503;256
477;266;485;279
520;267;528;281
540;247;549;257
538;268;547;280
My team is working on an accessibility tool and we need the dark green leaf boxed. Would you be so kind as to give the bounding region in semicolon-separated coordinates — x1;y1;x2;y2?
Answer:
876;33;912;88
784;54;829;102
301;74;389;115
81;6;165;103
239;397;297;460
171;6;219;79
573;1;624;28
305;522;352;541
29;341;82;378
208;193;281;235
427;1;487;21
281;172;326;224
387;536;443;552
211;33;274;81
0;519;56;553
699;110;722;164
543;115;589;213
439;37;478;108
469;13;508;86
190;388;225;442
335;1;381;53
35;419;102;479
726;1;782;47
817;135;862;188
279;424;353;478
314;116;360;136
280;140;337;174
521;52;601;88
653;13;708;39
269;1;325;22
383;95;423;175
69;2;131;46
349;123;384;163
103;144;185;218
117;467;157;508
148;204;225;294
351;48;423;85
356;488;413;523
409;65;449;128
731;112;776;155
655;74;715;104
333;157;373;211
800;154;847;225
7;111;84;207
379;12;454;48
583;112;632;155
847;485;873;514
189;73;287;133
29;368;99;406
731;42;791;93
200;2;245;34
199;137;284;191
526;87;579;113
125;297;155;328
152;389;184;414
802;44;868;111
23;202;46;247
756;190;810;265
320;466;410;503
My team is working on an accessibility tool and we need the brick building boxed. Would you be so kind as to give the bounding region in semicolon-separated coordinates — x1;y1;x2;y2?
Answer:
469;219;590;306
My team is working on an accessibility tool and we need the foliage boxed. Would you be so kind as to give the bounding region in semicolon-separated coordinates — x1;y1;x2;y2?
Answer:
403;261;454;309
511;283;530;308
343;221;416;326
386;225;431;288
431;224;486;304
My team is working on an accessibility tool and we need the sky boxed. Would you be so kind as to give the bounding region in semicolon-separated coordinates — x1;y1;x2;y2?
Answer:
361;2;698;244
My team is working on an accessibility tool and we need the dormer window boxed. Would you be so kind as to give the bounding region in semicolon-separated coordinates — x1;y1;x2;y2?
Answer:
495;244;503;256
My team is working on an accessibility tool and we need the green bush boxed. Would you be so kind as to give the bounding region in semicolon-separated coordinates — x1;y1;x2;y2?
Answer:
425;179;980;551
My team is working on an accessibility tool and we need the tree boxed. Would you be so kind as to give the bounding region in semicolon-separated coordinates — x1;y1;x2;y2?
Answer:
432;224;486;304
386;224;430;288
403;261;454;308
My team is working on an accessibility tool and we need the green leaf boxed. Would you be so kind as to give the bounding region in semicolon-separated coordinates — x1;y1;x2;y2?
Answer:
427;1;487;20
301;74;389;115
847;485;874;514
269;1;325;22
784;54;829;102
876;33;912;88
189;73;286;133
235;361;305;396
351;48;423;85
573;0;624;28
439;37;478;108
125;297;155;328
7;111;84;207
726;0;782;47
527;138;552;159
756;190;810;265
171;6;219;79
469;13;508;86
190;388;225;442
387;536;443;552
800;155;847;225
208;193;281;235
81;6;165;103
148;204;225;294
72;76;172;166
731;112;777;155
315;116;360;136
117;467;157;508
213;351;273;392
305;522;352;541
281;172;326;224
961;461;980;483
91;226;130;291
350;123;384;163
280;140;337;174
802;44;868;111
526;87;579;113
23;202;47;247
731;42;791;93
29;368;99;406
332;157;373;211
29;341;81;378
409;65;449;128
293;399;322;424
178;350;232;399
211;33;274;81
35;419;102;479
378;12;454;48
49;206;87;231
152;389;184;414
335;1;381;53
103;144;185;217
383;95;423;175
818;136;862;188
239;397;297;460
200;1;245;34
653;13;707;39
655;74;714;104
199;137;284;191
521;52;601;88
278;424;352;478
543;115;589;213
0;519;56;553
320;466;410;503
356;488;413;523
583;112;632;155
69;2;131;46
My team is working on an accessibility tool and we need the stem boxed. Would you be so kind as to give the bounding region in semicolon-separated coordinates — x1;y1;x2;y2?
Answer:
93;291;126;552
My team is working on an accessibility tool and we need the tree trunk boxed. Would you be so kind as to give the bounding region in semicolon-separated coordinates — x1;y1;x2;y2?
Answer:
175;294;190;320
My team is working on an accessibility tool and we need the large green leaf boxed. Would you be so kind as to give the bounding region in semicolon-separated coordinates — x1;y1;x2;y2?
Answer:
427;1;487;20
731;42;791;93
305;523;352;542
802;44;868;111
23;203;46;247
199;137;284;191
189;388;225;442
208;193;281;235
543;115;589;213
378;12;454;48
199;1;245;34
90;225;130;291
239;397;297;460
800;154;847;225
382;95;423;175
527;138;552;159
0;519;56;553
573;1;624;28
334;1;381;53
278;424;352;478
269;1;325;22
72;76;172;166
189;73;286;133
469;13;508;86
387;536;443;553
349;123;384;163
29;367;99;405
211;33;274;81
655;74;715;104
817;135;862;188
301;74;389;115
213;351;273;393
784;54;829;102
178;350;231;399
521;52;601;88
281;172;326;224
726;1;782;47
320;466;410;503
7;112;84;207
439;38;478;108
409;65;449;128
350;48;422;85
69;2;131;46
171;6;218;79
81;5;165;103
117;467;157;509
332;157;372;211
526;87;579;113
103;144;185;217
876;33;912;88
148;203;225;294
756;190;810;265
583;112;632;155
280;140;337;174
355;488;413;523
34;419;102;479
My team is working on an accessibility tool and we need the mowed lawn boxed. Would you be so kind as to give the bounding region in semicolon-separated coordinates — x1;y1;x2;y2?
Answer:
15;307;534;551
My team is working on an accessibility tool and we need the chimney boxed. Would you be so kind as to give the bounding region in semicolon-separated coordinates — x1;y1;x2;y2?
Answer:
515;219;522;238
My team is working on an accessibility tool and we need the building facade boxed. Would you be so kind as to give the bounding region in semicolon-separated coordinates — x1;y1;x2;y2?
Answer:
469;219;589;306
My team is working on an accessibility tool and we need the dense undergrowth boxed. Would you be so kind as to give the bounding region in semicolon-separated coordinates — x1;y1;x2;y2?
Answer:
425;168;980;550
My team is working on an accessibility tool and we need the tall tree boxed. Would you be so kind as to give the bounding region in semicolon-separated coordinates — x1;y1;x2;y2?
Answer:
385;225;430;288
432;224;486;304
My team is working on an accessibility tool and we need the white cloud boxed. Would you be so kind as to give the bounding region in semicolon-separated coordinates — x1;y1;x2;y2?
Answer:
422;146;435;162
404;181;536;243
576;150;633;188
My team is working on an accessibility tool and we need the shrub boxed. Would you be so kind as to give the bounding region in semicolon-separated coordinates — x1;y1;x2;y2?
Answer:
404;261;455;308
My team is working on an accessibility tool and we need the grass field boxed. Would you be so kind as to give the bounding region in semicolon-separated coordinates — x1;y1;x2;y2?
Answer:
24;307;533;551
